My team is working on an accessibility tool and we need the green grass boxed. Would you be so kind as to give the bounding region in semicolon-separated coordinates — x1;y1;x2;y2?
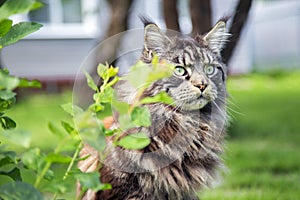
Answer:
1;72;300;199
201;72;300;200
2;91;72;150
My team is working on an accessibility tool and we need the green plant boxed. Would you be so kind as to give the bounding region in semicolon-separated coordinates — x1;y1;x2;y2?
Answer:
0;1;175;198
0;0;42;129
0;12;174;197
75;59;174;197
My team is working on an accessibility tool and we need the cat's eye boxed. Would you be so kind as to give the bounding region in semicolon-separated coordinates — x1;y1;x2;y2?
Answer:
174;66;188;77
204;65;216;76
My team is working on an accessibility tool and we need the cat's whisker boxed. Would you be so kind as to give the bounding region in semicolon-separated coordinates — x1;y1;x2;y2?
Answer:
217;98;244;117
211;101;228;121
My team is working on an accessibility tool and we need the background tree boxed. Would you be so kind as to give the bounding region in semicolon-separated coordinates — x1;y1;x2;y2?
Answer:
95;0;133;68
163;0;253;66
78;0;133;107
79;0;253;105
189;0;212;35
221;0;253;65
163;0;180;32
96;0;252;68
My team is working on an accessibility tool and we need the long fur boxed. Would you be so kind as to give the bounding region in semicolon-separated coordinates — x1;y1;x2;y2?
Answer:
79;18;229;200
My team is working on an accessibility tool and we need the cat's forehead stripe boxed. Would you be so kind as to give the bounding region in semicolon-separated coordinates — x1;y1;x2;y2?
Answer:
184;52;193;65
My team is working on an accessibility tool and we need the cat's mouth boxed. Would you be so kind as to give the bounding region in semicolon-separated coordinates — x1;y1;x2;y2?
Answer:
181;95;209;110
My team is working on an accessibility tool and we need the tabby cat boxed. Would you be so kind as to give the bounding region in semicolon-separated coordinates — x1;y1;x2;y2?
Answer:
78;17;230;200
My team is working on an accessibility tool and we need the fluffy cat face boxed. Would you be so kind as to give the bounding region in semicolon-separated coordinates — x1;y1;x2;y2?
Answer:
141;19;230;110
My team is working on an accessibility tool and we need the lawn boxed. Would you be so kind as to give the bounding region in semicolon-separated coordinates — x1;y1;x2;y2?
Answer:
201;72;300;200
1;72;300;199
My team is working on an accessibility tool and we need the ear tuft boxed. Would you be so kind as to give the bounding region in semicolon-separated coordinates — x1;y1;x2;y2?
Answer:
203;20;231;55
139;15;156;27
143;21;171;55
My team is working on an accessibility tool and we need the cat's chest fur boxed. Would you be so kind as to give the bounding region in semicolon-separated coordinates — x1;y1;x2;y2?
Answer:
97;103;224;200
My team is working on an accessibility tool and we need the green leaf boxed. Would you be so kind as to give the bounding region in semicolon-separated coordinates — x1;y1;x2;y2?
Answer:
0;151;18;167
0;0;37;21
140;92;174;105
105;129;117;136
43;169;54;181
0;98;15;113
0;181;44;200
93;87;114;103
0;71;20;90
0;19;13;37
48;122;65;138
0;22;43;47
75;171;111;191
97;63;118;80
79;127;106;152
61;102;83;117
1;130;31;148
146;61;174;84
21;148;42;171
0;90;16;100
0;157;14;168
111;100;130;115
123;59;174;90
75;111;106;151
61;121;76;136
123;61;152;89
89;103;104;112
107;66;118;78
18;78;41;88
84;70;98;91
40;178;68;194
97;63;107;78
105;76;119;88
0;167;22;181
21;148;53;181
44;169;54;181
118;114;135;130
0;116;16;129
30;1;44;11
45;153;72;164
131;106;151;127
117;132;150;150
151;53;159;65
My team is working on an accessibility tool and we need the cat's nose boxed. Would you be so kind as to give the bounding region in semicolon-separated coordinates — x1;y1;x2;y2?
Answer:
195;83;208;92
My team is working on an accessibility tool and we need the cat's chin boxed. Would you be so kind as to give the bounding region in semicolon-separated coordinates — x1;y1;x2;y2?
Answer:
181;98;208;110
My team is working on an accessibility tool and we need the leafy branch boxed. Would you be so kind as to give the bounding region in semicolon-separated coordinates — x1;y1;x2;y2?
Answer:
0;0;176;198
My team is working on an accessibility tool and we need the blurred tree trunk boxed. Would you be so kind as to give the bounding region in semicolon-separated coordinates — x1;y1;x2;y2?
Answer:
163;0;180;32
222;0;253;65
95;0;133;67
0;0;6;6
77;0;133;107
189;0;212;35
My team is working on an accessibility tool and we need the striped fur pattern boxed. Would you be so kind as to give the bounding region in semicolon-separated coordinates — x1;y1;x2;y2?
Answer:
81;18;230;200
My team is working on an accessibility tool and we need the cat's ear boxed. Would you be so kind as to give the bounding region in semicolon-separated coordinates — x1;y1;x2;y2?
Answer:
203;20;231;54
143;22;171;54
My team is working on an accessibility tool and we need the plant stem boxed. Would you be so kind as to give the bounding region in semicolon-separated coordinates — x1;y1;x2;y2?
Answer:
63;142;82;181
34;161;51;188
51;141;83;200
34;137;69;188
